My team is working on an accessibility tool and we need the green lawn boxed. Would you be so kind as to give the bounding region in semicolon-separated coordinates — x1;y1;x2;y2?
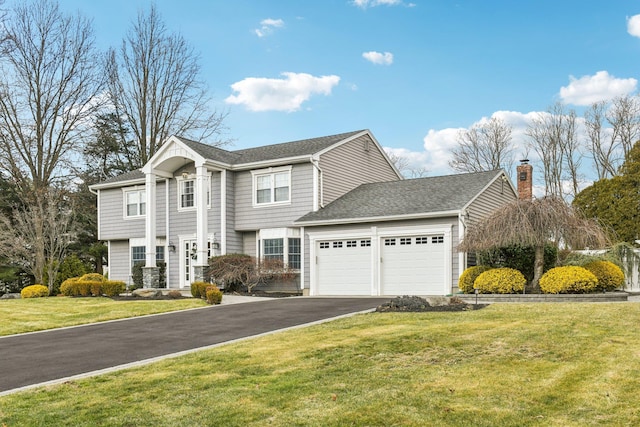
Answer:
0;297;207;336
2;302;640;426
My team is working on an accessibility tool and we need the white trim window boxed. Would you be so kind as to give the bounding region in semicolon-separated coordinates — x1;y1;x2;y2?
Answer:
124;188;145;218
252;166;291;206
258;228;300;270
177;174;211;211
180;179;195;208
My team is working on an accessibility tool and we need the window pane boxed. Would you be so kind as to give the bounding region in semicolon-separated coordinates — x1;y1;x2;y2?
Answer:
257;188;271;204
257;175;271;190
140;201;146;215
288;238;300;269
156;246;164;261
274;186;289;202
181;180;195;208
127;204;138;216
274;172;289;187
132;246;145;266
263;238;283;261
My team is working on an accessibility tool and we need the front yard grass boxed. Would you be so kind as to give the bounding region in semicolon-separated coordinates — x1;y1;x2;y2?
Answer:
1;302;640;426
0;297;207;336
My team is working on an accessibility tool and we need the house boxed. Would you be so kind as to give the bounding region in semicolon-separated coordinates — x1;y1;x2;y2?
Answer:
90;129;518;296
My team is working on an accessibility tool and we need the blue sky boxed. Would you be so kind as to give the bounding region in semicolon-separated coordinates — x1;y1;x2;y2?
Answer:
56;0;640;179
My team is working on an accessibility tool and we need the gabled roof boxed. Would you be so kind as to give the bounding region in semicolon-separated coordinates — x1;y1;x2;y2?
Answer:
92;130;369;188
296;170;508;225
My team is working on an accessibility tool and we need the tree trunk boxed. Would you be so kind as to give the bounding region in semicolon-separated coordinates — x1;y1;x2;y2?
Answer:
531;245;545;293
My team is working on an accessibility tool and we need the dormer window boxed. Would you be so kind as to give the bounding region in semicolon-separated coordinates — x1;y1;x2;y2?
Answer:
252;166;291;207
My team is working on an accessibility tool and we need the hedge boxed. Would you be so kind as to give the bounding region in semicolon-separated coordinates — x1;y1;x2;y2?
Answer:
474;268;526;294
21;284;49;298
539;266;598;294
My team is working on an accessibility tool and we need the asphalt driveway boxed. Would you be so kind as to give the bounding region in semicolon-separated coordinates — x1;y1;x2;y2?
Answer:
0;297;387;395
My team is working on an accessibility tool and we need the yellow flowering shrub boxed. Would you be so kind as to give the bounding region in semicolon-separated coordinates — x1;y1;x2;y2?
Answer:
458;265;492;293
205;285;223;305
539;266;598;294
20;284;49;298
583;260;624;292
60;277;79;296
59;275;124;297
474;268;526;294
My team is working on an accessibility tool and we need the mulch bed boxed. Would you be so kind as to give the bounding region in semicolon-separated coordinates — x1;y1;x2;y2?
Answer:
376;295;489;312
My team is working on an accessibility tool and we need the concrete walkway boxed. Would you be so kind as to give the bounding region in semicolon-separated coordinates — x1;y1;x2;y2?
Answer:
0;297;388;396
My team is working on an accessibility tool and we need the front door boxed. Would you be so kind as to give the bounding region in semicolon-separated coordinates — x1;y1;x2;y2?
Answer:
181;238;215;288
182;239;197;288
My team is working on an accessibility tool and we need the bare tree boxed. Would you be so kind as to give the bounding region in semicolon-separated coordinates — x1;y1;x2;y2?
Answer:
449;117;514;174
608;95;640;161
526;103;582;199
0;189;75;292
106;4;230;168
458;197;610;292
0;0;102;289
0;0;103;192
386;151;429;178
584;101;617;179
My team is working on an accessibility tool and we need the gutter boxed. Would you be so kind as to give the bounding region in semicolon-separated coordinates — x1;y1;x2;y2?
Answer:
295;210;462;227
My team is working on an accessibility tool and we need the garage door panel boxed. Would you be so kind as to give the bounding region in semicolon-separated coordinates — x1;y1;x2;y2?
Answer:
381;235;446;295
316;239;371;295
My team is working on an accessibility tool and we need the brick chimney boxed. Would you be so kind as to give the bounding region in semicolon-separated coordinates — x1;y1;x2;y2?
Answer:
516;159;533;200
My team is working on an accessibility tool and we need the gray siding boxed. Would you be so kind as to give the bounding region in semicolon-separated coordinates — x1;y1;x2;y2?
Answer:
319;134;399;205
108;240;131;285
234;163;314;230
225;171;243;253
466;176;517;225
99;181;167;240
242;232;257;256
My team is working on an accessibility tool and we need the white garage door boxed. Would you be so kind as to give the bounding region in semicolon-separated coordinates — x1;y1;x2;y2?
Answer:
381;235;446;295
316;239;372;295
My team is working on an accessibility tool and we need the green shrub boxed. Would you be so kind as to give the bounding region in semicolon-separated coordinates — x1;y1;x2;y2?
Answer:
53;255;90;295
101;280;126;297
205;285;223;305
478;244;557;283
190;281;211;299
131;264;144;290
20;284;49;298
458;265;492;293
583;260;624;292
474;268;526;294
539;266;598;294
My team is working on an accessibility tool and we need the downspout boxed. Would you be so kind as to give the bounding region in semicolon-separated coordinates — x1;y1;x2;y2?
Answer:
310;156;324;208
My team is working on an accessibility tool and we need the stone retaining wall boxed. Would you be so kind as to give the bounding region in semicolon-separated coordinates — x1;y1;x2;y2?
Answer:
458;292;629;303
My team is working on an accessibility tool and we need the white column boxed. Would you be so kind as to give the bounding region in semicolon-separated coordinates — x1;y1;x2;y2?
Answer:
220;169;227;254
145;171;157;268
196;165;208;266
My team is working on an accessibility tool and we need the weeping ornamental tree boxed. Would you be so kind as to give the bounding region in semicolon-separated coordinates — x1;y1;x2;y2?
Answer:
458;197;610;292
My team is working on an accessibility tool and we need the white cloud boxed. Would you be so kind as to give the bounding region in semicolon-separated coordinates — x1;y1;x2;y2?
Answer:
627;14;640;38
362;51;394;65
559;71;637;106
254;18;284;37
225;72;340;112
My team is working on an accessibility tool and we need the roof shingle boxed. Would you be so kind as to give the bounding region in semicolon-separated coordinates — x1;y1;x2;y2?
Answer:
296;170;505;223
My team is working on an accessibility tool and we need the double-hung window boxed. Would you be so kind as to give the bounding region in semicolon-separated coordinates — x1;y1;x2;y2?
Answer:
124;189;145;218
178;174;211;211
253;167;291;206
180;180;195;208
